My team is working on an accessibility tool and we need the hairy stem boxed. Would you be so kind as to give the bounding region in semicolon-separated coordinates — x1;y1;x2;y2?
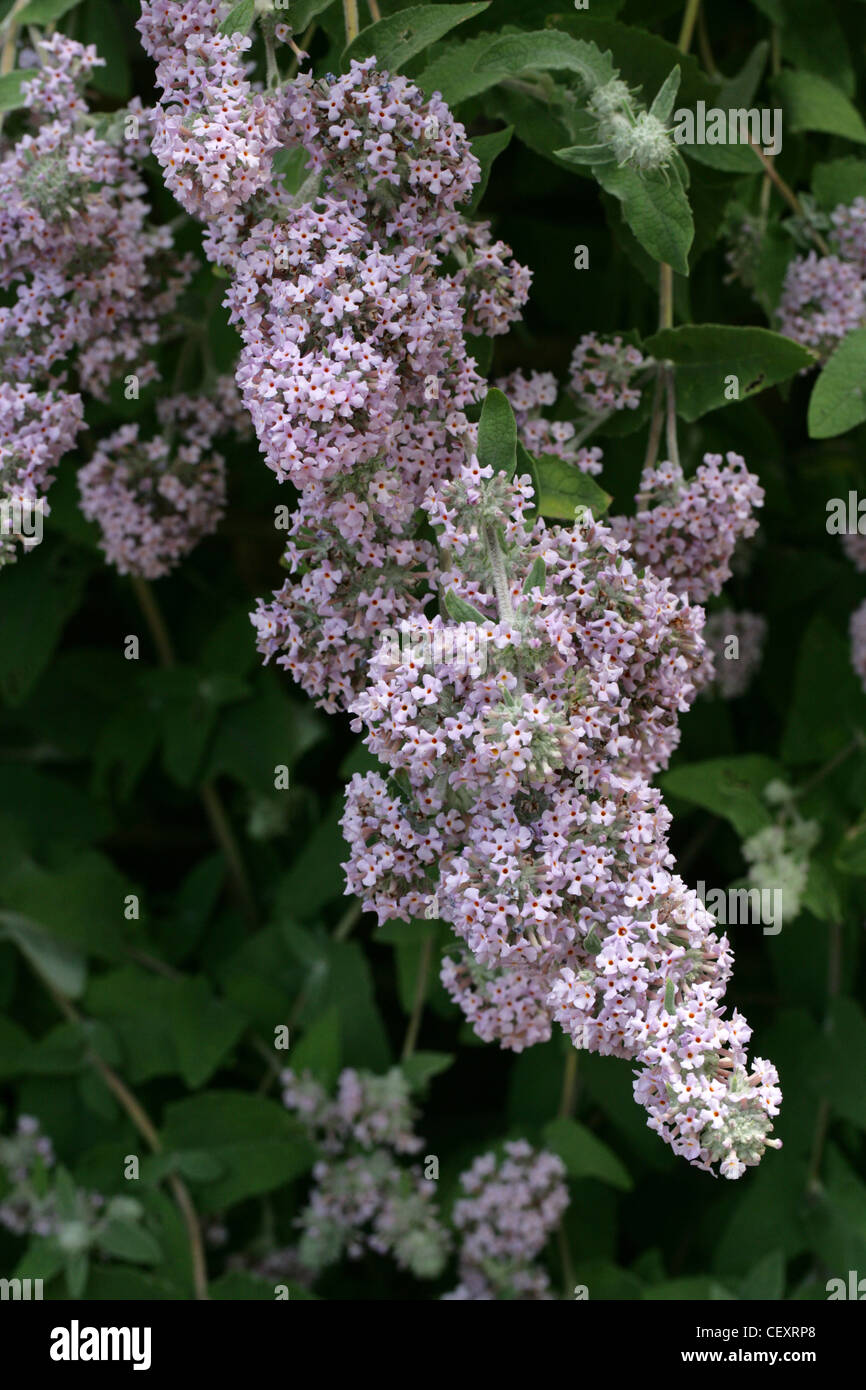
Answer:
264;28;280;88
644;263;675;471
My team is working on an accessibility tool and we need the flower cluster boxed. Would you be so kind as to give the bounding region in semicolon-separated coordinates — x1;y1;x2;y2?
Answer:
220;64;530;710
77;378;244;577
777;251;865;359
132;15;778;1182
137;0;285;221
587;78;676;174
703;609;767;699
496;369;603;474
0;1115;56;1236
281;1067;448;1278
741;782;820;927
614;454;765;604
568;333;646;416
0;34;191;398
226;201;479;489
443;1142;568;1300
282;57;479;228
0;1115;149;1258
829;196;866;275
344;461;777;1176
0;382;84;567
441;950;554;1053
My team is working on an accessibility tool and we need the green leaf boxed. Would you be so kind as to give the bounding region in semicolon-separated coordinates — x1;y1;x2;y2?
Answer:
286;0;335;30
834;817;866;875
2;849;142;961
65;1253;89;1299
161;1092;315;1213
466;125;513;212
534;456;612;522
542;1116;633;1190
206;669;322;796
80;1268;180;1300
782;618;864;764
644;325;815;421
343;3;489;72
807;329;866;439
444;589;488;624
0;70;28;112
591;164;693;275
738;1250;785;1301
516;441;541;516
0;1016;31;1078
472;30;616;91
649;65;681;124
716;41;770;110
86;969;246;1089
644;1278;734;1300
812;158;866;212
660;756;783;837
523;557;546;594
476;387;517;478
219;0;255;34
0;546;90;705
400;1050;454;1090
415;34;505;106
173;1151;225;1183
805;1002;866;1129
16;0;81;21
664;978;675;1014
288;1004;341;1089
775;70;866;144
0;913;87;998
98;1220;163;1267
169;977;246;1089
552;14;755;173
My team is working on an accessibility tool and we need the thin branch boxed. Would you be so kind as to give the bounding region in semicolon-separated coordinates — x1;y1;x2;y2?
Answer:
129;577;258;929
37;980;209;1301
130;575;176;666
643;370;665;473
342;0;360;44
664;364;681;471
401;934;434;1061
199;781;258;927
333;899;362;941
695;3;716;76
807;920;842;1193
748;141;831;255
677;0;700;55
558;1048;579;1120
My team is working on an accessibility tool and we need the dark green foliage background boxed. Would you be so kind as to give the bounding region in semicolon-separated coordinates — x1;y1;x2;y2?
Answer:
2;0;866;1300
